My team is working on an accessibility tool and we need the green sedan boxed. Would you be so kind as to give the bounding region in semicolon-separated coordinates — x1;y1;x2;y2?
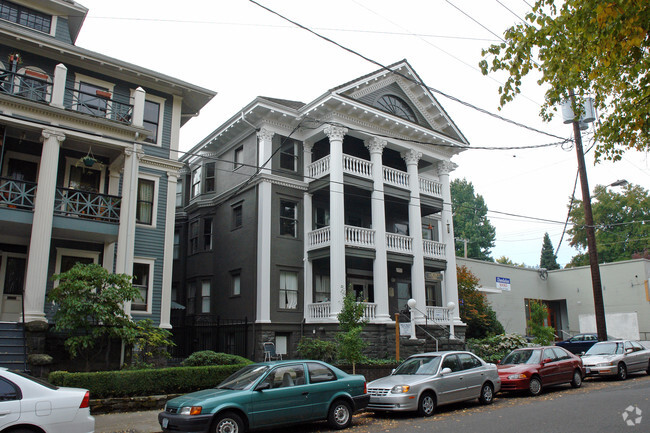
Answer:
158;360;369;433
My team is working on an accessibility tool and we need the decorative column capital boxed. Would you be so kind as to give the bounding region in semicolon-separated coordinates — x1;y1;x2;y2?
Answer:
324;125;348;142
303;140;315;152
401;149;422;165
41;129;65;144
257;128;275;142
125;144;144;160
365;137;387;154
166;170;180;180
437;160;457;175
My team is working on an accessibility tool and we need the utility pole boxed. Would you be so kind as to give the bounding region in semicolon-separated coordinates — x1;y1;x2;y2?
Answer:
570;94;607;341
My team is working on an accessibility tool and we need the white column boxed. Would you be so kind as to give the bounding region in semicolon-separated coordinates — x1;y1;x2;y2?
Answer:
303;192;313;318
365;137;390;322
402;149;426;321
439;160;460;338
115;144;141;316
160;171;178;329
258;128;274;175
324;125;347;319
256;180;272;323
103;164;122;273
50;63;67;109
132;87;146;128
23;129;64;323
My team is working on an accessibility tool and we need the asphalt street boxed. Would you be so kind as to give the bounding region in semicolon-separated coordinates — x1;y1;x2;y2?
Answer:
96;374;650;433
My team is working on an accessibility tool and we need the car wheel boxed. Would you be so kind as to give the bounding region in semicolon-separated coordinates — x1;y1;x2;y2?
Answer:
212;411;245;433
617;363;627;381
646;360;650;375
327;399;352;430
478;382;494;405
570;369;582;388
417;392;436;417
528;376;542;396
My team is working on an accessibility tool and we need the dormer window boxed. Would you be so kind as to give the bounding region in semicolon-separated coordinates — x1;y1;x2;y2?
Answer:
375;95;417;123
0;0;51;34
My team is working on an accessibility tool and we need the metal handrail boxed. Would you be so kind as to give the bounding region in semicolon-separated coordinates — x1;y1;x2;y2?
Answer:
65;87;133;124
0;68;51;103
0;177;37;209
54;187;121;222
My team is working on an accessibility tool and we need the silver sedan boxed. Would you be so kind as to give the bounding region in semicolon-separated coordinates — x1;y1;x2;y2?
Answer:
582;340;650;380
367;351;501;417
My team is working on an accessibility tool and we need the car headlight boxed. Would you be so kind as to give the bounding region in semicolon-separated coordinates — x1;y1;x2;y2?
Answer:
507;374;527;380
391;385;410;393
597;362;614;367
179;406;203;415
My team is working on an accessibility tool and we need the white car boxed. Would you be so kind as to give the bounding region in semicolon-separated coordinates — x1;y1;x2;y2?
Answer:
582;340;650;380
0;368;94;433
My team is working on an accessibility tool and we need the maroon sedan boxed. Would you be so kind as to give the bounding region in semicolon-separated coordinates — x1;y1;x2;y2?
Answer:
497;346;585;396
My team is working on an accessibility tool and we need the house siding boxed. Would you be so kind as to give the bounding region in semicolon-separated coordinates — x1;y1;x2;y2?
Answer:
54;17;72;44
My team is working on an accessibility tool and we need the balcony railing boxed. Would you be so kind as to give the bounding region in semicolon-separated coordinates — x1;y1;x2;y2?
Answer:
54;187;121;223
307;226;331;250
65;87;133;124
423;240;446;260
307;155;330;179
307;301;377;321
426;306;450;323
383;166;410;189
386;233;413;254
343;154;372;178
420;177;442;196
345;225;375;248
0;177;37;209
0;68;51;103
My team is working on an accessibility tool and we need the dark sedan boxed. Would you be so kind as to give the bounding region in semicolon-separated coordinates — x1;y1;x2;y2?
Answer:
555;333;599;354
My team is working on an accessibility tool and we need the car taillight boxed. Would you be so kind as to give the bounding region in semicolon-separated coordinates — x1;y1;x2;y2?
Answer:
80;391;90;409
364;381;367;394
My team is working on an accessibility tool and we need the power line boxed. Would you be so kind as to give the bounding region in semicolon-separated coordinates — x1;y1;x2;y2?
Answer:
445;0;505;42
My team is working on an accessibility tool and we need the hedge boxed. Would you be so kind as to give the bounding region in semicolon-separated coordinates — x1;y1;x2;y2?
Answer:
49;364;247;399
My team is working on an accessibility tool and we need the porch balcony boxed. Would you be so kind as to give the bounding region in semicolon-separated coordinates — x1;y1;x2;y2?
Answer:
0;68;51;103
307;154;442;199
307;226;445;260
0;177;37;209
307;301;377;322
54;187;121;223
426;306;451;324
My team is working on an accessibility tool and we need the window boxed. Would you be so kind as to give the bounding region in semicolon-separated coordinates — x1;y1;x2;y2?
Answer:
458;353;482;370
191;167;201;198
189;221;199;254
234;146;244;170
231;271;241;296
187;282;196;315
0;0;51;33
279;271;298;309
136;179;155;225
132;261;152;312
143;100;160;144
201;280;211;313
375;95;417;123
441;354;461;372
280;141;298;171
173;230;180;260
314;207;329;229
3;256;26;295
77;82;109;117
0;378;19;401
260;364;305;389
280;200;297;237
175;181;183;207
204;162;215;192
308;362;336;383
314;274;330;302
203;218;213;251
18;68;50;102
232;204;242;229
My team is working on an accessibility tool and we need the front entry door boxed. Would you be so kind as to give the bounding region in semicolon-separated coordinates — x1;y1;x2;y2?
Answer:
0;255;26;322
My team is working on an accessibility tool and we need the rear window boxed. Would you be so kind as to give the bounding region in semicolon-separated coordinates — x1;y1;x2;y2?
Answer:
9;370;59;390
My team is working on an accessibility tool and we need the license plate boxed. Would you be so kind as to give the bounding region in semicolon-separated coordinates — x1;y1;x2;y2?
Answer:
585;368;590;374
162;417;169;429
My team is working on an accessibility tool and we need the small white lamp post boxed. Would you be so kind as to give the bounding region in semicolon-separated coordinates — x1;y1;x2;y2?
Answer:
447;301;456;340
407;298;417;340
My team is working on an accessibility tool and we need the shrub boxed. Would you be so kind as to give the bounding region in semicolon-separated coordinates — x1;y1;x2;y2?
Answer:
181;351;252;367
467;333;530;364
48;364;247;398
296;337;337;362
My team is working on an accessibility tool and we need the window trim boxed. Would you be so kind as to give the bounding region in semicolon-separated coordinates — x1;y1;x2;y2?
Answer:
231;270;241;297
15;66;51;103
204;162;216;193
203;217;213;251
62;156;106;194
232;203;243;230
73;74;115;119
190;165;201;199
131;257;155;315
279;141;298;172
53;248;100;289
188;219;200;255
234;146;244;170
200;279;211;314
141;93;165;146
135;173;159;229
278;269;299;310
279;199;298;238
1;150;40;180
0;0;53;35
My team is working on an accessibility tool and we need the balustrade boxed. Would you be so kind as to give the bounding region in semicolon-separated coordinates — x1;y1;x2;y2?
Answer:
0;177;37;209
426;306;450;323
423;240;446;259
386;233;413;254
307;155;330;179
0;68;51;103
383;166;409;189
342;154;372;179
54;187;121;223
344;225;375;248
307;226;331;250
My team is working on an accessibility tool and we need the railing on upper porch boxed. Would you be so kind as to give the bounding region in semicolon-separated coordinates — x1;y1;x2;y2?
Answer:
386;232;413;254
307;155;330;179
383;166;409;189
423;240;446;260
307;301;377;321
54;187;121;223
419;177;443;196
344;226;375;248
65;87;134;124
343;154;372;178
0;68;51;103
308;226;331;250
0;177;37;209
425;306;451;324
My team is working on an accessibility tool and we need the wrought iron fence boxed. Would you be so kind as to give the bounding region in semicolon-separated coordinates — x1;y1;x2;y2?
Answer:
0;177;37;209
65;87;133;124
0;68;51;103
53;187;121;222
169;315;249;360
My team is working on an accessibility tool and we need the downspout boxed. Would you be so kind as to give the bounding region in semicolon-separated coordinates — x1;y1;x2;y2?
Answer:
241;112;258;132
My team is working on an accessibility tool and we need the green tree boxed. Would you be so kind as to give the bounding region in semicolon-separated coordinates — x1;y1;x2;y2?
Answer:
540;232;561;270
567;183;650;267
496;256;525;267
48;263;141;370
527;300;556;345
337;290;368;374
457;265;504;339
479;0;650;161
129;319;175;369
450;179;496;261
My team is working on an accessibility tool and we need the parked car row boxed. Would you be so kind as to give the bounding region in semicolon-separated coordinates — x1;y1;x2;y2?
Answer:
157;340;650;433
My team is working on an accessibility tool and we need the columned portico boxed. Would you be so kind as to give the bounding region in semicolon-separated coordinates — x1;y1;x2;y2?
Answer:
324;125;347;319
403;149;426;320
365;137;391;322
439;161;460;337
22;129;65;323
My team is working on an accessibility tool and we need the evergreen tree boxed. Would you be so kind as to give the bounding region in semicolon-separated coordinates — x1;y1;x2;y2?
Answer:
457;265;504;339
450;179;496;261
539;232;560;270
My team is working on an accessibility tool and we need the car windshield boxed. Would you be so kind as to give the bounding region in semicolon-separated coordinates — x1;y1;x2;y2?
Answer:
217;365;269;390
585;342;623;356
501;349;541;365
393;356;441;375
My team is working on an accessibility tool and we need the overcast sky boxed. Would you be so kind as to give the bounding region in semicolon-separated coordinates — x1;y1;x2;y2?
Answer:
76;0;649;267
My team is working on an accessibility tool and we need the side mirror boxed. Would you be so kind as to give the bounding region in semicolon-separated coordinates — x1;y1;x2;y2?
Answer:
541;358;552;365
255;382;271;391
580;351;585;357
440;367;452;375
496;360;501;365
625;348;634;354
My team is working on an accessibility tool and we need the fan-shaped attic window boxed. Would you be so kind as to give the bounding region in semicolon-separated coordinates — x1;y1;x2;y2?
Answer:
375;95;417;123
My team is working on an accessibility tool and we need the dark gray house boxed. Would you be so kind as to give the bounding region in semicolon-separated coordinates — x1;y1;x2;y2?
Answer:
173;60;467;360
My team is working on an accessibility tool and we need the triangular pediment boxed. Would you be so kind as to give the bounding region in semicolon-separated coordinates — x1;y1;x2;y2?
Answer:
331;60;467;144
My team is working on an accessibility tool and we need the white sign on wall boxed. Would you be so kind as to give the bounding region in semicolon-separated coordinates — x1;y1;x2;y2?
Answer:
496;277;511;291
399;323;411;337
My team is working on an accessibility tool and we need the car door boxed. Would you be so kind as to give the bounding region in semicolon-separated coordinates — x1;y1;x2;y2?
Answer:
624;341;643;372
249;364;310;428
539;348;561;385
0;377;21;430
306;362;340;420
436;354;466;404
552;347;575;382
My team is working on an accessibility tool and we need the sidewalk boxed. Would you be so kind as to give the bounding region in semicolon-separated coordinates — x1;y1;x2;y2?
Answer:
94;409;161;433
